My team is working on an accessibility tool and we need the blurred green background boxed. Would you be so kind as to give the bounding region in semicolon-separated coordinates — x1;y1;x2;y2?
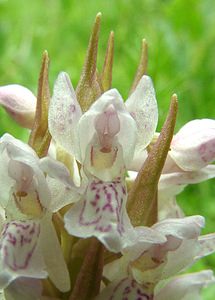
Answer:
0;0;214;298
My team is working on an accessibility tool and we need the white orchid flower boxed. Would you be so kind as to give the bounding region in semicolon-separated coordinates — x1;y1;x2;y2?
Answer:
96;215;215;299
48;72;158;252
0;133;78;292
128;118;215;220
96;270;215;300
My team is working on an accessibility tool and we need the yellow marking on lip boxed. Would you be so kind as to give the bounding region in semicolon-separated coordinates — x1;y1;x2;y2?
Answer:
13;191;44;218
91;147;117;170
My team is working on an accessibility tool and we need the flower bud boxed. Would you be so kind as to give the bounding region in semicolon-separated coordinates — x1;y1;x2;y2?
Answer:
0;84;36;128
170;119;215;171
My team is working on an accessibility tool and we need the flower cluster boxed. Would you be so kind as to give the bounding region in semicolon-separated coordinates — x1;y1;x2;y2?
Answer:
0;13;215;300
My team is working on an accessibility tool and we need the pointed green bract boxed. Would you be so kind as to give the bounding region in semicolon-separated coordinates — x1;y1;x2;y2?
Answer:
28;51;51;158
129;38;148;94
76;13;103;112
69;238;104;300
101;31;114;91
127;94;178;227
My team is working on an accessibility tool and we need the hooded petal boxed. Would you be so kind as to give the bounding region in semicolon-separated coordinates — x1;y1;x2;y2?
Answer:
0;84;36;129
125;75;158;153
48;72;82;159
155;270;215;300
170;119;215;171
0;220;47;289
95;277;153;300
64;177;134;253
39;215;70;292
78;88;137;165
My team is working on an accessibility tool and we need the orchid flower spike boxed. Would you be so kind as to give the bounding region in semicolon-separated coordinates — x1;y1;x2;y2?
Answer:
0;133;78;292
48;71;158;252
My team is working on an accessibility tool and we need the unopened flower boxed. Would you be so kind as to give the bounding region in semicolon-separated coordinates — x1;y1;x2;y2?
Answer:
0;85;36;129
170;119;215;171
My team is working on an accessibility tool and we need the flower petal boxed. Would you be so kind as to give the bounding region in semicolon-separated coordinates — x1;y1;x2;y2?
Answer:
0;220;47;289
0;133;37;159
95;277;153;300
0;151;14;208
46;176;81;212
4;278;43;300
170;119;215;171
129;216;204;285
0;84;36;129
152;215;205;239
48;72;82;159
78;88;137;165
158;166;215;220
196;233;215;260
103;227;166;282
65;177;134;252
39;156;75;187
0;134;51;209
126;75;158;152
127;148;148;172
158;195;185;221
155;270;215;300
39;215;70;292
159;165;215;190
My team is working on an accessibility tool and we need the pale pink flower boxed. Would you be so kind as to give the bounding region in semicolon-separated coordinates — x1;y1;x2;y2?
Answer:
48;72;158;252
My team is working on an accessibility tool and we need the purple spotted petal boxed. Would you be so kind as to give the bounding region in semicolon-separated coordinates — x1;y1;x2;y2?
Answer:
95;277;153;300
126;75;158;153
0;220;47;289
48;72;82;160
64;177;134;252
